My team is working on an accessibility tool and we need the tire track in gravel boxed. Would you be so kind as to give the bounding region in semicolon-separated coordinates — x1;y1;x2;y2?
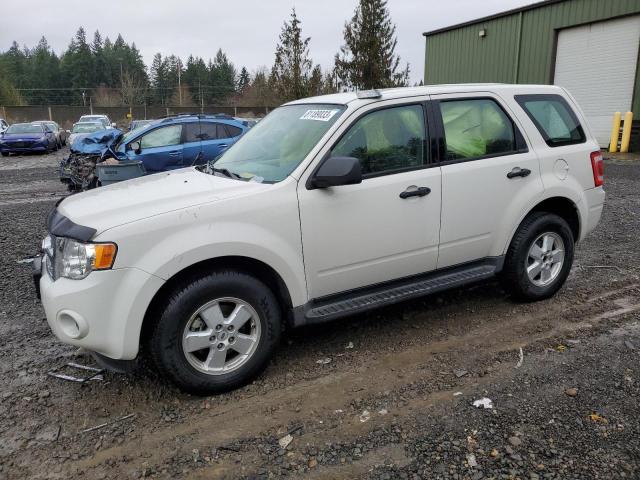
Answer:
69;281;640;478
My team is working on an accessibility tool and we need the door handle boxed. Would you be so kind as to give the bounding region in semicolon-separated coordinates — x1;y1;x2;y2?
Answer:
168;151;181;156
507;167;531;179
218;144;229;148
399;186;431;199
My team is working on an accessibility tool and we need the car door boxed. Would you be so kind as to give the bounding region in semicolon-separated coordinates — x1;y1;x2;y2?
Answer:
431;93;544;269
297;102;442;299
200;122;234;160
127;124;183;173
182;122;203;165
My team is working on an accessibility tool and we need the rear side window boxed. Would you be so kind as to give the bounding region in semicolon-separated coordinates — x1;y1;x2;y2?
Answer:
331;104;426;176
515;94;585;147
438;98;522;161
224;125;243;137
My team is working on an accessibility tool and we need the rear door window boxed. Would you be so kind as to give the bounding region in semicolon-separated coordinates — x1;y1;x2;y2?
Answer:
515;94;585;147
201;122;227;140
184;123;201;143
437;98;523;161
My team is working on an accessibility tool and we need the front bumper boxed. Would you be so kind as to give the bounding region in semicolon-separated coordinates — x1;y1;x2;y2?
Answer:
1;145;48;153
40;263;164;360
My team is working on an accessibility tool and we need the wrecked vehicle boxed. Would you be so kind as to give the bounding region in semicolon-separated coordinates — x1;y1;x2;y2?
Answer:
59;114;248;190
60;128;124;190
36;85;604;395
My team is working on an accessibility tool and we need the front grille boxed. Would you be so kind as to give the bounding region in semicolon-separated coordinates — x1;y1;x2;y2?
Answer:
13;141;34;148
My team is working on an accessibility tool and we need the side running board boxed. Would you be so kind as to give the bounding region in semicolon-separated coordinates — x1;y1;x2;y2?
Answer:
301;261;500;325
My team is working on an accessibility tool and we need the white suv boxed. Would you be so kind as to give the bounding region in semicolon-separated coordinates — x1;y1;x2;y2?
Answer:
36;85;605;394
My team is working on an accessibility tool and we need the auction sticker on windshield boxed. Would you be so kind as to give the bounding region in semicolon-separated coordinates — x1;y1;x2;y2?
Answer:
300;109;340;121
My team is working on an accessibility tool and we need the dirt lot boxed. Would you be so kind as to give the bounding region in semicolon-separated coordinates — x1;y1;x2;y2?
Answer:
0;149;639;480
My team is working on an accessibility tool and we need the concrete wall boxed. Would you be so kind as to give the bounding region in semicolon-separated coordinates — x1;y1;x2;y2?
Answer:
0;105;272;129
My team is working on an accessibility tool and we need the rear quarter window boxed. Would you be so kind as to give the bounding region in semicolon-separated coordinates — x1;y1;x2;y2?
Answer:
515;94;585;147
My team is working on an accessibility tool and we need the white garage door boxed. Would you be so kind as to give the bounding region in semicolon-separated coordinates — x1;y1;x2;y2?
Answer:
554;15;640;147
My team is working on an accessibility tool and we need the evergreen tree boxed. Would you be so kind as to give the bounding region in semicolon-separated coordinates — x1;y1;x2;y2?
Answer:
271;8;312;102
210;49;236;103
60;27;94;103
237;67;250;94
335;0;409;90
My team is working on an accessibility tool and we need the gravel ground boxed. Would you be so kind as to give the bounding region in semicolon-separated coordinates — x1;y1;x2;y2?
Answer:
0;149;639;480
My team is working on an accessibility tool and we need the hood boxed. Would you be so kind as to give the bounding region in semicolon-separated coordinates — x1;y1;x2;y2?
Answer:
57;168;271;235
70;129;121;155
2;133;45;140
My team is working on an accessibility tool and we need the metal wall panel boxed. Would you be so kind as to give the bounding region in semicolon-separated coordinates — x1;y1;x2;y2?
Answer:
424;0;640;112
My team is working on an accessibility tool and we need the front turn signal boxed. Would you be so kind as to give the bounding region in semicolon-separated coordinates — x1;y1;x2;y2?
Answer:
93;243;117;270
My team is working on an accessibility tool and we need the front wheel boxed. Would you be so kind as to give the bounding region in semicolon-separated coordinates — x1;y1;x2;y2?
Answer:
501;212;575;301
148;270;282;395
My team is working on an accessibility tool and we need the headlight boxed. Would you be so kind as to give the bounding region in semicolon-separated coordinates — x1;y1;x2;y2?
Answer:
45;236;117;280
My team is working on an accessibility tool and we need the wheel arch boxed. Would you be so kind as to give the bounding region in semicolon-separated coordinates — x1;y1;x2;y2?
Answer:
140;255;295;350
503;196;581;257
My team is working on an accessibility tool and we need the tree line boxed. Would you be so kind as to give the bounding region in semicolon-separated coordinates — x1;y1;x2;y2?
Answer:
0;0;412;108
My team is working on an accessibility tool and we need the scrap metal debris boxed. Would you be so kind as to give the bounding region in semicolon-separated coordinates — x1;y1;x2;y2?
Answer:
359;410;371;422
48;362;105;383
316;357;332;365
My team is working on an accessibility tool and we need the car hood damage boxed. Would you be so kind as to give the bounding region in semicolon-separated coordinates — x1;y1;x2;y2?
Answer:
56;168;271;236
62;129;123;190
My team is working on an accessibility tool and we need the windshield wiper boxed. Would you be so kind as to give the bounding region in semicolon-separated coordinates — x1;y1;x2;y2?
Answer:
211;166;242;180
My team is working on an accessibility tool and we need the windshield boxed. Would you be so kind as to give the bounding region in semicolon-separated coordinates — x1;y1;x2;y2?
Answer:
6;124;43;134
72;123;103;133
212;104;345;182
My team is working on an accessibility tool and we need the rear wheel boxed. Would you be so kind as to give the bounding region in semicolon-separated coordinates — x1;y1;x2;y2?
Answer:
148;269;282;395
501;212;574;301
1;152;8;157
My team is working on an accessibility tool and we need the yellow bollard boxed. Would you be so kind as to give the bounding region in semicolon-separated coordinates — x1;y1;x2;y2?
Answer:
620;111;633;153
609;112;621;153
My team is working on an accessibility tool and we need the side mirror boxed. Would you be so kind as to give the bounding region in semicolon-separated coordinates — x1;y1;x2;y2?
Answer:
309;156;362;189
130;141;142;154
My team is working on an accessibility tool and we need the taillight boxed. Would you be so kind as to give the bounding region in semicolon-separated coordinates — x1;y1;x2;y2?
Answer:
590;151;604;187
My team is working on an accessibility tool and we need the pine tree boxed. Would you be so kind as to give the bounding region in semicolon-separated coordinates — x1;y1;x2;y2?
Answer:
271;8;312;102
335;0;409;90
210;49;236;103
237;67;250;94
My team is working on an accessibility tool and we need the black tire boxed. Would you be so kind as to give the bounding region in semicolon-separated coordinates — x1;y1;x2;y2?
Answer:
501;212;574;302
148;269;282;395
1;152;8;157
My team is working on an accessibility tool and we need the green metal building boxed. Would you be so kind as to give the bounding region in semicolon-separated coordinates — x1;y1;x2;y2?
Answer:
423;0;640;148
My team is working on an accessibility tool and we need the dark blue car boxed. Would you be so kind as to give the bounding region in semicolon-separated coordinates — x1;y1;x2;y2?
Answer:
113;114;248;173
0;122;58;156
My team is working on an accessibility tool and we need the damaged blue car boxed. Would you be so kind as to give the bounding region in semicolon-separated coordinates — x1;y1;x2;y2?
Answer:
60;114;249;190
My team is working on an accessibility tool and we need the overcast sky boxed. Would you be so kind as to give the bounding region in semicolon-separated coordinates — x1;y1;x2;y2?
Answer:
1;0;538;84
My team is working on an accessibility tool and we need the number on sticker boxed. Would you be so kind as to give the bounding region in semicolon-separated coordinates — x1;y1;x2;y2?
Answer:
300;109;339;121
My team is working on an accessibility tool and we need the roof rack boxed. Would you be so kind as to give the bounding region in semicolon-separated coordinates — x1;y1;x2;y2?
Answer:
160;113;236;121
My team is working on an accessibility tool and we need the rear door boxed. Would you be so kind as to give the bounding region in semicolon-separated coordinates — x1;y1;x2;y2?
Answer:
200;122;232;160
182;122;203;166
432;93;544;268
128;124;183;173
